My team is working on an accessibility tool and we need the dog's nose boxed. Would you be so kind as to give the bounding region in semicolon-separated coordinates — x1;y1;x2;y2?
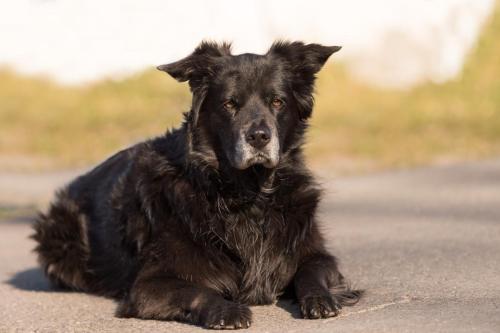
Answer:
246;126;271;149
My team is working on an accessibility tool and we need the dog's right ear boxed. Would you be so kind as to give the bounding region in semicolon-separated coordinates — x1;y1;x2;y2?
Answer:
157;41;231;89
158;41;231;129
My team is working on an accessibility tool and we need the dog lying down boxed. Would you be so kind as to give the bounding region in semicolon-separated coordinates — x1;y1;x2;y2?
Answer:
33;41;362;329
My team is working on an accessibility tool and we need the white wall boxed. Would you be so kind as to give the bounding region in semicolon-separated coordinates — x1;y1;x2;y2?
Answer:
0;0;494;88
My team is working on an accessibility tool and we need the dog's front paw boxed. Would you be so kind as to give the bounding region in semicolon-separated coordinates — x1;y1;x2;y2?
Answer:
202;301;252;329
300;293;341;319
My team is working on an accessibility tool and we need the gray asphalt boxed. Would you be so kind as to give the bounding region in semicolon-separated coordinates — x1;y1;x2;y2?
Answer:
1;159;500;332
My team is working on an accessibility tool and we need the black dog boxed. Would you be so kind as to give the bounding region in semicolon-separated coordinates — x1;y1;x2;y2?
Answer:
33;41;362;329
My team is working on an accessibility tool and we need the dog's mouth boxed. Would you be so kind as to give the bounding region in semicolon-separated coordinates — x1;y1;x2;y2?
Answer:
231;152;279;170
246;153;276;168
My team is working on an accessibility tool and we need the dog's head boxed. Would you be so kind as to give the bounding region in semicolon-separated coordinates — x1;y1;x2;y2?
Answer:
158;41;340;170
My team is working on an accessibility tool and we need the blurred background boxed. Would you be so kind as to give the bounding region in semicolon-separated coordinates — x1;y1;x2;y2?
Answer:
0;0;499;174
2;3;500;330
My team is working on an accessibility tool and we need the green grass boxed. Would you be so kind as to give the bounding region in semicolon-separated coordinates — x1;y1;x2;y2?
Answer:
1;4;499;171
0;68;191;168
0;205;37;221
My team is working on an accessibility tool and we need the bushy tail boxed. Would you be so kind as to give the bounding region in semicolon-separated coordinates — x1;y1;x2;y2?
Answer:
31;192;92;291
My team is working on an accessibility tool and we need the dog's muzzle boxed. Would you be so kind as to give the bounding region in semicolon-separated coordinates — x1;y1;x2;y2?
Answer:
231;125;279;170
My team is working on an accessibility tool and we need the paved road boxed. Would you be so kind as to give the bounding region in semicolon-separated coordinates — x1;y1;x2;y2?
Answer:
1;159;500;332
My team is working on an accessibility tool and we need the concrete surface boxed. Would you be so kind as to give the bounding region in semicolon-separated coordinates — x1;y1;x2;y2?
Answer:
1;159;500;332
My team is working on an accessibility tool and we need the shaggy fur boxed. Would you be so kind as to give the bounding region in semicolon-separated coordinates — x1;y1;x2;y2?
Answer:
32;41;362;329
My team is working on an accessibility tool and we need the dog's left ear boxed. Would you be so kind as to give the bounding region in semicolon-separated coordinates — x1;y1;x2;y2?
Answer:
268;41;341;119
268;41;340;78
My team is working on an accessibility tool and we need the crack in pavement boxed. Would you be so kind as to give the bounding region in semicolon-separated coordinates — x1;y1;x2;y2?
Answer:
330;295;414;321
286;295;415;333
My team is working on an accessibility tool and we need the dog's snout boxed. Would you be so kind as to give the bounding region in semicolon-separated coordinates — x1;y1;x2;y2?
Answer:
246;125;271;149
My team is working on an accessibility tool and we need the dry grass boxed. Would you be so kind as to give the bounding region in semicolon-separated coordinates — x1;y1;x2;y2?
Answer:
1;4;499;172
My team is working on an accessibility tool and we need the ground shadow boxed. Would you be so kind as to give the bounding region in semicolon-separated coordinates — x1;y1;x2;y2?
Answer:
276;298;302;319
6;267;52;291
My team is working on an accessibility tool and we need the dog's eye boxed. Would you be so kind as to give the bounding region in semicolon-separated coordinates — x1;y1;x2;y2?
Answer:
223;100;236;110
271;98;284;109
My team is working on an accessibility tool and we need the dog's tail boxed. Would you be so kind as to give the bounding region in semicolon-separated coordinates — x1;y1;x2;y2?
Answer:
31;191;93;291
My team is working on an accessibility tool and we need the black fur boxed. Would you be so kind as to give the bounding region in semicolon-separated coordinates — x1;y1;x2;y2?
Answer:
32;41;362;329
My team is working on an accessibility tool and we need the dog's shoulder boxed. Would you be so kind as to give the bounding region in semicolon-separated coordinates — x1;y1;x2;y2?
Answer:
133;129;187;177
275;162;322;205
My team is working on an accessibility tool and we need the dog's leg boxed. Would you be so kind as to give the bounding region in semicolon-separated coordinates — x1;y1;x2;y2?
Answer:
116;275;252;329
294;253;362;319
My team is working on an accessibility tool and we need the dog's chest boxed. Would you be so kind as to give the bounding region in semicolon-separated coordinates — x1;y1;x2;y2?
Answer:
221;206;295;305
